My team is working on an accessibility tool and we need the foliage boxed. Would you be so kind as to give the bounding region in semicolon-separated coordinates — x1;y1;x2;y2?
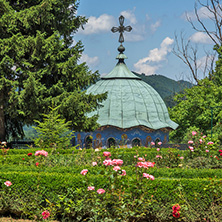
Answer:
33;106;74;149
169;77;222;142
0;146;222;221
0;0;106;140
210;122;222;144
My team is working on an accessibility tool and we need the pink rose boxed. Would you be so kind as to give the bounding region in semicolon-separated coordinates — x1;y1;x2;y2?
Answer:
158;142;162;146
150;142;155;146
206;150;209;153
143;173;154;180
203;135;207;138
112;159;123;166
4;181;12;187
103;151;111;157
188;141;193;144
156;155;162;159
35;150;48;157
148;175;155;180
121;170;126;176
138;157;144;161
87;186;95;191
92;162;97;166
143;173;149;178
137;161;155;169
189;146;194;151
136;162;144;168
145;161;155;168
97;188;105;194
192;131;197;136
42;210;50;219
157;148;160;151
113;166;121;172
103;159;113;166
80;169;88;175
207;141;214;145
180;156;184;160
35;162;39;166
199;139;203;144
134;155;137;158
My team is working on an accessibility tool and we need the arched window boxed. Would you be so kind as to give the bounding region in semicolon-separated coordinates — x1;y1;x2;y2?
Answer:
85;135;93;149
107;137;116;148
132;138;141;147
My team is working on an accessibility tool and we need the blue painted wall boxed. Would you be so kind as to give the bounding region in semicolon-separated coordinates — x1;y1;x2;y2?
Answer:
74;127;169;148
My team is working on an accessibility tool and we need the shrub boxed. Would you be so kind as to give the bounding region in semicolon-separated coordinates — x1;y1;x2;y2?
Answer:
33;106;74;150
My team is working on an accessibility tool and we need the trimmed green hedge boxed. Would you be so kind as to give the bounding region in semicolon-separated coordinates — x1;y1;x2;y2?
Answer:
6;147;182;155
1;147;222;221
1;165;222;179
0;171;221;221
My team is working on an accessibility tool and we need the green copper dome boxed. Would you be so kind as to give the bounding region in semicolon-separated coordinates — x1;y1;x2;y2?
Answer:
86;58;178;130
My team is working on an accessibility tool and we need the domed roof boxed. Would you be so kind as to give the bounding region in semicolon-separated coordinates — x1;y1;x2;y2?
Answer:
86;57;178;130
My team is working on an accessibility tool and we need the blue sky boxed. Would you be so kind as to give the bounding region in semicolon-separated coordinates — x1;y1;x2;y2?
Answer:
75;0;215;81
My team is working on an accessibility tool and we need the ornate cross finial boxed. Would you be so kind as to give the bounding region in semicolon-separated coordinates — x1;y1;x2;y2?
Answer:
111;15;132;43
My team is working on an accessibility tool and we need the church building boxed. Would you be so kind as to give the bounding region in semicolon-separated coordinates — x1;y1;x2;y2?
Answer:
75;16;178;148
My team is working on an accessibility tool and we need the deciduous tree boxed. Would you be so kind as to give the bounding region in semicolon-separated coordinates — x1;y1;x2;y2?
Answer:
170;0;222;141
169;77;222;142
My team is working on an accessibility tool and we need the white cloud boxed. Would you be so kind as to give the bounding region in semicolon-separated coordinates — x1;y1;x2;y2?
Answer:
119;10;147;42
146;14;150;21
182;6;214;20
80;53;99;67
79;14;115;35
150;20;161;33
189;32;213;44
133;37;174;75
124;33;145;42
78;10;160;42
134;63;160;75
120;9;137;25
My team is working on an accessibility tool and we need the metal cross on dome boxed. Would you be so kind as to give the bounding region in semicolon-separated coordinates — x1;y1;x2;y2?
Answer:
111;15;132;43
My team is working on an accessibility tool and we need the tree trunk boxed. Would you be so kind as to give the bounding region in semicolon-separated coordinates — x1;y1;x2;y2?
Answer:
0;104;6;141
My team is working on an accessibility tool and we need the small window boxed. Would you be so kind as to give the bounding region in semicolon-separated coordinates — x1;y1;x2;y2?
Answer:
107;137;116;148
132;138;141;147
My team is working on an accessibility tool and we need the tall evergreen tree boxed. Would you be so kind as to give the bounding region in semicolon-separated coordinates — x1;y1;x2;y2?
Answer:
0;0;106;140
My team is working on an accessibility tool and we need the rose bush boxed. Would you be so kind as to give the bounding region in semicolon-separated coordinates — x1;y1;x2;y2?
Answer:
1;145;222;221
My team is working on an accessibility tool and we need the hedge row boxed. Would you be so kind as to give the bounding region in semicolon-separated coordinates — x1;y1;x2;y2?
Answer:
1;164;222;179
6;147;182;155
0;171;221;221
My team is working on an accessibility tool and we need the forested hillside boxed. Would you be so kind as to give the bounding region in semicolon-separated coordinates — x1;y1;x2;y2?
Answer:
133;72;193;107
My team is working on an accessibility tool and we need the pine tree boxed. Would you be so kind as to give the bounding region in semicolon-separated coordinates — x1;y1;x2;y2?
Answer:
33;106;73;149
0;0;106;140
